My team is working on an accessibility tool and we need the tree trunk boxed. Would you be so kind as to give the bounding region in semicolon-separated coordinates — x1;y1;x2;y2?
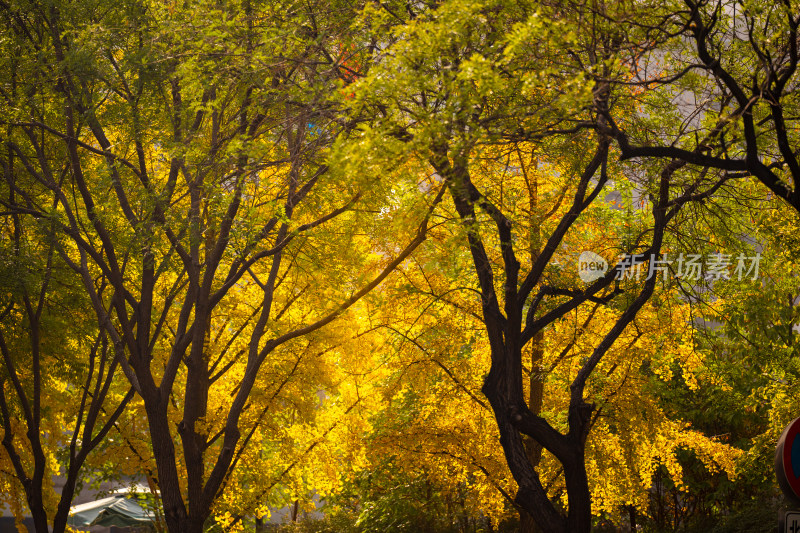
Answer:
144;396;191;533
27;491;49;533
520;330;545;533
519;511;539;533
628;505;637;532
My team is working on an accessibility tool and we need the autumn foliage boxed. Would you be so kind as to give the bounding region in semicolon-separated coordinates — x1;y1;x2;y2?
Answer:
1;1;799;533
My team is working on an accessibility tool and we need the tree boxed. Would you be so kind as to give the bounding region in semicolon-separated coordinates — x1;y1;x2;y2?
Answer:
0;69;133;533
577;1;800;524
332;145;740;532
601;0;800;216
641;177;800;530
3;1;793;532
339;1;740;530
0;0;443;531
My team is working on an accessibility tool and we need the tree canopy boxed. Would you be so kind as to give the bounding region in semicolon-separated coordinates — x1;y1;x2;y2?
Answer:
1;1;799;533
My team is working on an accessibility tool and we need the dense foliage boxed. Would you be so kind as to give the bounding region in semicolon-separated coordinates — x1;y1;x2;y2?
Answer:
1;0;799;532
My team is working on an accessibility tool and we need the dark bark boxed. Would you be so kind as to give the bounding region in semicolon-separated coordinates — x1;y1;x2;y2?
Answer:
427;112;714;531
431;146;597;533
519;332;545;533
1;3;448;529
607;0;800;216
0;123;133;531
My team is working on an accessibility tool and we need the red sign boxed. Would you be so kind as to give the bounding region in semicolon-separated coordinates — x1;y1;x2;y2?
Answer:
776;417;800;503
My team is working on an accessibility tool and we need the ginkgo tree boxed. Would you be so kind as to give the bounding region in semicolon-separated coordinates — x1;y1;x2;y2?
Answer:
2;1;793;533
325;142;742;532
0;0;445;531
0;191;133;533
338;0;745;531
